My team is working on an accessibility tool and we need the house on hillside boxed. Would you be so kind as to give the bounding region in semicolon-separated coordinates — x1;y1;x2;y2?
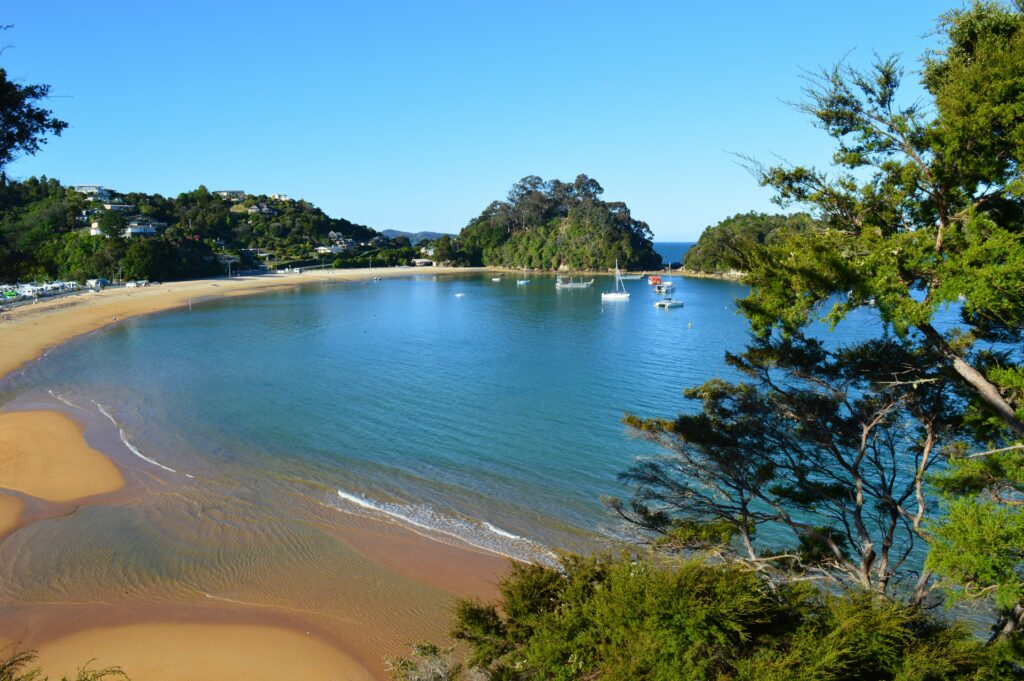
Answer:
314;245;344;255
102;203;135;212
72;185;113;202
214;190;246;201
89;216;167;238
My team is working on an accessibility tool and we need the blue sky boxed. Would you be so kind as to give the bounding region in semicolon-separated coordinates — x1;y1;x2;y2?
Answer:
4;1;951;240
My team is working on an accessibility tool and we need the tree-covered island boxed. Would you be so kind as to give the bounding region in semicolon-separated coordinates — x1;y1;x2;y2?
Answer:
434;174;662;271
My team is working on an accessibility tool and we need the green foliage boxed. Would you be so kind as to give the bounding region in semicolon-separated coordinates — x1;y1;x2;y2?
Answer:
616;334;960;599
928;497;1024;611
401;555;1014;681
0;42;68;172
0;178;388;283
450;175;661;271
736;1;1024;443
0;647;128;681
682;212;814;274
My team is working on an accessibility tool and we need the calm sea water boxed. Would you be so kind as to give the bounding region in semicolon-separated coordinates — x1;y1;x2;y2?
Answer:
2;257;901;569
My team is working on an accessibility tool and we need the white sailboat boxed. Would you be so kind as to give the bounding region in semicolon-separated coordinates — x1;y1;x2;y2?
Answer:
516;266;530;285
601;261;630;301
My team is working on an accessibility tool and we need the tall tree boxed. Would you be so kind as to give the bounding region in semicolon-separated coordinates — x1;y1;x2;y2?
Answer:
0;29;68;175
738;2;1024;439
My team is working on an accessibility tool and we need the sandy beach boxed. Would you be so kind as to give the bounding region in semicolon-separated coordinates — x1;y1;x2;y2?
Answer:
0;267;509;681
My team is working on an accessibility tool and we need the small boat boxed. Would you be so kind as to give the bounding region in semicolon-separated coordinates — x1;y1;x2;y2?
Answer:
491;277;502;282
555;276;595;289
647;275;662;285
516;266;530;285
619;272;643;281
454;292;465;298
654;281;675;294
601;260;630;301
654;297;683;309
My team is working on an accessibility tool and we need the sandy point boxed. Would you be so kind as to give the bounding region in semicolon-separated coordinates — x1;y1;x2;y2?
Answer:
0;410;124;505
32;622;375;681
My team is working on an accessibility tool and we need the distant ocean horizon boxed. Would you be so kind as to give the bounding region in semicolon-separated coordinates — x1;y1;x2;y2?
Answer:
653;241;695;265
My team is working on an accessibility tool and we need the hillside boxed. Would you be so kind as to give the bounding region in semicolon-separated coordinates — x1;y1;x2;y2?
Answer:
682;211;814;275
441;175;661;271
0;178;380;283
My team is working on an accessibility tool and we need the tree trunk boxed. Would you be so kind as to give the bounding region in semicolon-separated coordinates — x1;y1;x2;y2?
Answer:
918;323;1024;438
989;602;1024;643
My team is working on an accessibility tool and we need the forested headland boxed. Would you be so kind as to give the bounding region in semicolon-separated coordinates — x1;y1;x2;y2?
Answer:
436;174;663;271
681;211;814;276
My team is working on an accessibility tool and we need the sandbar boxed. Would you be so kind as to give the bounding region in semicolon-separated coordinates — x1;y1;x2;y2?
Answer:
33;622;375;681
0;410;124;502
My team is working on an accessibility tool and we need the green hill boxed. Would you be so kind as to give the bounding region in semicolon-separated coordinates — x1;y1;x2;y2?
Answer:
443;175;662;271
682;211;814;275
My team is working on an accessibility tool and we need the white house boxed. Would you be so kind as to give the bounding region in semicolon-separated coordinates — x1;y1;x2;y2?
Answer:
215;190;246;201
72;185;113;202
315;246;344;255
411;258;435;267
102;203;135;212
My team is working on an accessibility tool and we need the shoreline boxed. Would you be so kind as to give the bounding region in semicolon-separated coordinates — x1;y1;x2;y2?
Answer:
0;266;485;381
0;265;509;680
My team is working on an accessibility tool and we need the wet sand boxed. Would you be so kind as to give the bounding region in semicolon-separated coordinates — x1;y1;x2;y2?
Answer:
0;495;23;535
0;267;510;680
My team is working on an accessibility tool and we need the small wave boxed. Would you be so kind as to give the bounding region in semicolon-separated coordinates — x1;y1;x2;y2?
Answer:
334;489;557;566
483;521;522;540
48;390;86;412
94;401;181;475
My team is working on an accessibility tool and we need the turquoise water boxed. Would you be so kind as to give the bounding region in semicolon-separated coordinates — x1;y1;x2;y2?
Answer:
2;267;899;566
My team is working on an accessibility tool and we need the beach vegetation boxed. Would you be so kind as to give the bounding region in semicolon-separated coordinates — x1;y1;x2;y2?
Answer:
0;647;127;681
390;554;1015;680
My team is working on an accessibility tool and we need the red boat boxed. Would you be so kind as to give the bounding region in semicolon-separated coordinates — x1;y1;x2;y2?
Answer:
648;275;662;285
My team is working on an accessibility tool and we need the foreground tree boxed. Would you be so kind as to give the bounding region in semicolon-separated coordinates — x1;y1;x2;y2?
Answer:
615;0;1024;641
737;2;1024;439
612;335;960;602
0;29;68;177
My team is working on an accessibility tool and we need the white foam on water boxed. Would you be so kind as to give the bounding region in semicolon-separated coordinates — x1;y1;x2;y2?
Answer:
94;401;181;475
48;390;86;412
334;488;558;566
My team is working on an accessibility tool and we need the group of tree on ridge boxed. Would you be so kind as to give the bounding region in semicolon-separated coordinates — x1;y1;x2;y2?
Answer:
435;174;663;271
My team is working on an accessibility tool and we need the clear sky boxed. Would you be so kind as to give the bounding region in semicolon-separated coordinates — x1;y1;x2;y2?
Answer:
4;1;952;240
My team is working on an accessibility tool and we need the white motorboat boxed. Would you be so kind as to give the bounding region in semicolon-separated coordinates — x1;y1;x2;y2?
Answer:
654;297;683;309
556;276;595;289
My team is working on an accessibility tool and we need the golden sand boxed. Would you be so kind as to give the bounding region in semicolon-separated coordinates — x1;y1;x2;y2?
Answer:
33;623;375;681
0;410;124;502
